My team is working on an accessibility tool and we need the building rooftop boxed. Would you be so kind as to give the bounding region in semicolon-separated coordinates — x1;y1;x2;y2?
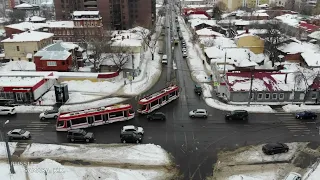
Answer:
5;21;74;31
73;11;99;16
26;16;46;22
15;3;34;8
196;28;223;36
0;76;44;87
1;31;54;43
189;19;217;28
188;14;208;20
34;42;81;60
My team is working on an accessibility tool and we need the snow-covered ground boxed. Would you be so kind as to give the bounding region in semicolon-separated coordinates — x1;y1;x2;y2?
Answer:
228;172;278;180
283;104;320;113
0;61;36;71
178;16;274;113
0;143;176;180
0;142;17;157
63;79;123;94
14;105;54;113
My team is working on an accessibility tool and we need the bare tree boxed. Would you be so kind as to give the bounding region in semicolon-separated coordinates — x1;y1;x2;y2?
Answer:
40;4;54;20
263;21;282;67
8;10;26;24
109;46;132;71
294;68;319;103
211;1;227;20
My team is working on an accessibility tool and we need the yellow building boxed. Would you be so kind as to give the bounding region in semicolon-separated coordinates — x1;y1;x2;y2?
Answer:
1;31;54;61
221;0;270;11
235;33;264;54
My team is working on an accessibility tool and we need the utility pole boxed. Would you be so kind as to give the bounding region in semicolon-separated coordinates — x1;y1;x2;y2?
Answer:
223;51;227;76
3;120;14;174
248;70;254;106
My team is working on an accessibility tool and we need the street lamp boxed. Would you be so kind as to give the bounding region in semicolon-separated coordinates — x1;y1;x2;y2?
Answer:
3;120;14;174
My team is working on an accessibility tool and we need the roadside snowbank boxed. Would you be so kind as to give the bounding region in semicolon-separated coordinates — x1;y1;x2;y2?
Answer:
63;80;122;94
205;98;275;113
283;104;320;113
21;143;171;166
15;105;53;113
0;142;17;157
228;173;278;180
0;163;26;180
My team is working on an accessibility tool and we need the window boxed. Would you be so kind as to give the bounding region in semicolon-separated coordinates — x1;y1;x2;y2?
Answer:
94;115;102;121
257;93;263;100
299;93;305;100
272;93;277;99
62;62;65;65
109;111;124;118
250;93;254;100
312;92;317;99
151;100;159;107
279;93;284;100
169;91;176;98
47;61;57;66
16;46;20;51
71;117;87;125
265;93;270;99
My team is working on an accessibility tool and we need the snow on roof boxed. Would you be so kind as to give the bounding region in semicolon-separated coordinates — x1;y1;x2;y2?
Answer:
34;42;80;60
111;27;145;47
301;52;320;67
186;5;207;8
275;14;301;27
277;41;320;54
204;46;224;59
15;3;33;8
5;21;74;31
0;76;43;87
73;11;99;16
1;31;54;43
188;14;208;20
211;37;237;48
189;19;217;28
26;16;46;22
258;4;269;8
46;21;74;28
239;11;269;17
308;30;320;40
237;29;268;35
235;20;250;26
196;28;223;36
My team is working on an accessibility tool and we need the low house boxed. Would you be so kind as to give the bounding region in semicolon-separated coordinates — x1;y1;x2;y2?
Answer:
236;10;269;20
34;42;84;71
195;28;224;38
234;30;265;54
307;30;320;43
1;30;54;61
0;74;55;104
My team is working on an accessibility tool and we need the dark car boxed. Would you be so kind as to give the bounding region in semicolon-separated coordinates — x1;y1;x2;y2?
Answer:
295;111;317;120
147;112;166;120
194;84;202;95
67;129;95;143
262;143;289;155
225;110;249;120
120;131;143;144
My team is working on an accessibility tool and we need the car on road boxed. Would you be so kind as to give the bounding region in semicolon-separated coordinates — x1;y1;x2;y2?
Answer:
147;112;166;120
225;110;249;121
262;143;289;155
182;48;187;52
7;129;31;140
189;109;208;118
194;84;202;95
283;172;301;180
183;51;187;58
0;106;16;116
121;125;144;135
162;55;168;64
120;131;143;144
295;111;317;120
67;129;95;143
39;109;59;120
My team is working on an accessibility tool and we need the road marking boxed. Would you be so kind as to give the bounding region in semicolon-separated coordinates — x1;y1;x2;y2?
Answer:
166;131;168;143
31;121;50;124
25;129;44;132
286;125;307;127
275;113;292;115
192;132;195;140
290;129;308;132
27;124;48;127
184;132;187;149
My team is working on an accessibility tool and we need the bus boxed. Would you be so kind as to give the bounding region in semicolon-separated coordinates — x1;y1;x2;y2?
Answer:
137;85;179;114
56;104;135;131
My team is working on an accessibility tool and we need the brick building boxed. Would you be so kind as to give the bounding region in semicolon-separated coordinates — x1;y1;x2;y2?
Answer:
53;0;156;30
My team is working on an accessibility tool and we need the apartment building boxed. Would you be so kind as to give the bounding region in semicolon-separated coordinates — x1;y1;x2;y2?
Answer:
54;0;156;30
221;0;270;11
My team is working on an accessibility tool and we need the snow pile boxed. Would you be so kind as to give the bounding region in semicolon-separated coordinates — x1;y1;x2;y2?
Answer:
233;143;298;164
229;175;262;180
40;90;56;105
228;172;278;180
28;159;78;180
59;97;126;113
205;98;274;113
63;80;122;94
22;143;171;166
66;92;103;104
305;162;320;180
283;104;320;113
0;61;36;71
0;142;17;157
14;105;53;113
0;163;26;180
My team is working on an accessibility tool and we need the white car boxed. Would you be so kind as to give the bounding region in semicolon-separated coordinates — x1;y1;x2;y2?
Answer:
39;109;60;120
283;172;301;180
183;52;187;58
189;109;208;118
0;106;16;116
7;129;31;140
162;55;168;64
121;125;144;135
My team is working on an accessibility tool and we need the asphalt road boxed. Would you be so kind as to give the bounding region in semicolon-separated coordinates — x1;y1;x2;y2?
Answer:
1;8;320;180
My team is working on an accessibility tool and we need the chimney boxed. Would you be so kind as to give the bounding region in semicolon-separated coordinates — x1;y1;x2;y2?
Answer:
245;29;249;33
285;73;288;84
9;35;13;39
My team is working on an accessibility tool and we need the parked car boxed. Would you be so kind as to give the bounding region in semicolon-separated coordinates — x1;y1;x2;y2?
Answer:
7;129;31;140
39;109;59;120
283;172;301;180
162;55;168;64
67;129;95;143
225;110;249;121
147;112;166;120
295;111;317;120
189;109;208;118
158;49;163;54
262;143;289;155
183;52;187;58
121;125;144;135
194;84;202;95
0;106;16;116
120;131;143;144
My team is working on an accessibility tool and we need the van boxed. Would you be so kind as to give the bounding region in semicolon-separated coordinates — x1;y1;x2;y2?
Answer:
283;172;301;180
0;106;16;116
162;55;168;64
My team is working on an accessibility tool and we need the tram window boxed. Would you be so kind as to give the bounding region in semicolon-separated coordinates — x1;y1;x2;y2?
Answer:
139;104;147;110
151;100;158;107
71;117;87;125
57;121;64;127
162;96;166;101
94;115;102;121
103;114;108;121
129;109;134;114
124;111;128;117
109;111;123;118
169;92;175;98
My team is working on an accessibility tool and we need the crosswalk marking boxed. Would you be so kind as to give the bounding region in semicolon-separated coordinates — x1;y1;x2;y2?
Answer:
31;121;51;124
275;113;313;133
